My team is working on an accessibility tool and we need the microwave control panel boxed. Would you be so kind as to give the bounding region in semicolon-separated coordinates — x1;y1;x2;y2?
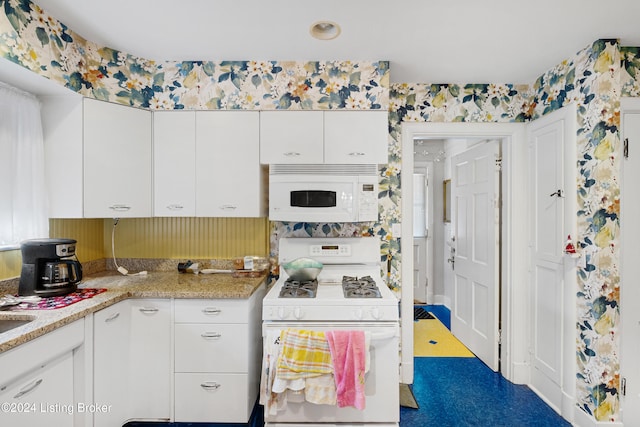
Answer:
358;181;379;221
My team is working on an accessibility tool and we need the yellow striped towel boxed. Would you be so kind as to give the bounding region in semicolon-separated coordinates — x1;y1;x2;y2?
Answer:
276;329;333;380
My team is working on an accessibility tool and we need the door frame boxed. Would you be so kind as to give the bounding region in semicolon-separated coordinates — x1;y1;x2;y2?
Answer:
619;97;640;425
413;160;435;304
400;122;528;385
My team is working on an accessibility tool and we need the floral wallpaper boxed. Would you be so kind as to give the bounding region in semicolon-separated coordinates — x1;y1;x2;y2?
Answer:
621;46;640;97
1;0;639;422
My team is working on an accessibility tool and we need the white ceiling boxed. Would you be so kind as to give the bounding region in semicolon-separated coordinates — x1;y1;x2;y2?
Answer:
3;0;640;93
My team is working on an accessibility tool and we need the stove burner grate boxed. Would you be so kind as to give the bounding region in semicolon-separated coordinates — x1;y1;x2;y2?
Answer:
279;279;318;298
342;275;382;298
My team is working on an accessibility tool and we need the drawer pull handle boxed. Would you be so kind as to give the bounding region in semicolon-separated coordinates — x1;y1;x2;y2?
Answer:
200;382;221;390
167;204;184;210
219;205;237;210
202;307;221;315
349;152;366;156
14;379;43;399
283;152;301;157
109;204;131;211
201;332;222;339
139;307;159;314
105;312;120;322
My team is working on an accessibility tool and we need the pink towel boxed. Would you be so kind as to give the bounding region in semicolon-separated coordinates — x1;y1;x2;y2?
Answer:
326;330;366;410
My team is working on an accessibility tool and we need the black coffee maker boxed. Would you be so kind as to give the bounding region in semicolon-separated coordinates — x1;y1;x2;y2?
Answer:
19;238;83;297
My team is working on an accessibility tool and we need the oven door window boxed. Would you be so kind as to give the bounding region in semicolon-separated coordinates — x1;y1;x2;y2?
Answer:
290;190;337;208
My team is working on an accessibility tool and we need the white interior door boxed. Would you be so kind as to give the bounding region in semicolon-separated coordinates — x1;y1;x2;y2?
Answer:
621;102;640;425
451;141;500;371
528;118;564;410
526;104;576;417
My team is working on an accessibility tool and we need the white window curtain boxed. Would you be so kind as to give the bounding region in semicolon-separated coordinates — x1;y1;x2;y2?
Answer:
0;82;48;248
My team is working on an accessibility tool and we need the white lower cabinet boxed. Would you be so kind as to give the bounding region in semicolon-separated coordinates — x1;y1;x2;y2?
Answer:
173;289;264;423
174;373;249;422
89;291;263;425
93;300;131;427
0;352;74;426
0;320;84;427
128;299;171;421
93;299;171;426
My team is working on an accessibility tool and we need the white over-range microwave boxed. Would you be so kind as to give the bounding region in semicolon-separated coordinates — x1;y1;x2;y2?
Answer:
268;164;379;223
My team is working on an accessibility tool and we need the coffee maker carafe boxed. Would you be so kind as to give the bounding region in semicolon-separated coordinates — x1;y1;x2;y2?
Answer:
19;238;83;297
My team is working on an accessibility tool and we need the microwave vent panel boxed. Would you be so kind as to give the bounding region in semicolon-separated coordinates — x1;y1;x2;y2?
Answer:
270;164;378;176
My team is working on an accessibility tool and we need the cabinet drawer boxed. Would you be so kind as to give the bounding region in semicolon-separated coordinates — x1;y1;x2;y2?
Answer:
174;299;249;323
175;323;248;372
174;373;250;423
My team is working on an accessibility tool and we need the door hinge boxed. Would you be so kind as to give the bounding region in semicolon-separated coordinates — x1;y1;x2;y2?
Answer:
624;138;629;159
495;157;503;171
498;329;502;345
622;377;627;396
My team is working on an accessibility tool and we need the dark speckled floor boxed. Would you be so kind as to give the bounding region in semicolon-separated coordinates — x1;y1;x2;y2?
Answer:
403;306;571;427
401;357;570;426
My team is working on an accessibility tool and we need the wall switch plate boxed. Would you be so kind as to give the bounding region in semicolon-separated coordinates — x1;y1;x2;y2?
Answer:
392;223;402;237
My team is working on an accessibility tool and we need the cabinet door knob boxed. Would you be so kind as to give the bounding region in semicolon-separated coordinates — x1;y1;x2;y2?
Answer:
13;378;43;399
200;382;221;390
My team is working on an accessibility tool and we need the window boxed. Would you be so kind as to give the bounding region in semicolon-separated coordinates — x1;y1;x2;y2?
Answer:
0;82;48;249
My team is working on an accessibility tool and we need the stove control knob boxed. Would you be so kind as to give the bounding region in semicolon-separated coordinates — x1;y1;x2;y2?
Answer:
293;307;303;320
371;307;382;320
277;307;288;319
353;309;364;320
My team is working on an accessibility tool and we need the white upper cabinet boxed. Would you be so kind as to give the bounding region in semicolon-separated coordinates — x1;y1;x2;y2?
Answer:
259;110;388;164
83;98;152;218
41;95;84;218
195;111;265;217
153;111;197;216
259;111;324;163
324;110;388;164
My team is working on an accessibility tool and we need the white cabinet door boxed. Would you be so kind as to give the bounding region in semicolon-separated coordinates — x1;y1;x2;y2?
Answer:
0;352;74;427
41;95;84;218
93;300;131;427
153;111;196;216
324;110;388;164
0;319;83;427
195;111;264;217
83;98;152;217
259;111;324;163
129;299;171;421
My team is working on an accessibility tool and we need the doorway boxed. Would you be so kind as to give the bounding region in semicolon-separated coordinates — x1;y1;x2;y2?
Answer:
399;122;529;387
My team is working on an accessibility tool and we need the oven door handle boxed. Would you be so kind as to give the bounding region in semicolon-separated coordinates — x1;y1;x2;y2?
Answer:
369;329;399;341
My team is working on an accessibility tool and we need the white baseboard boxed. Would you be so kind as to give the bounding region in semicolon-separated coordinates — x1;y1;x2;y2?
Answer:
573;406;623;427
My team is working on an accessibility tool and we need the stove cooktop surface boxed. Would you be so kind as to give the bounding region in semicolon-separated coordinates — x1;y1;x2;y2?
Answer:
263;265;398;321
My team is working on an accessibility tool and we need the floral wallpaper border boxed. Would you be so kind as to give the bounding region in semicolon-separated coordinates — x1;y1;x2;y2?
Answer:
2;0;640;422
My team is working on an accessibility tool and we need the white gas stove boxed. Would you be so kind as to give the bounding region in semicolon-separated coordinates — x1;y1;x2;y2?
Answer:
261;236;400;427
262;237;399;322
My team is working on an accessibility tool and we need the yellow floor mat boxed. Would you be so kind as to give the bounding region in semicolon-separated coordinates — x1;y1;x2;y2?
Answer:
413;318;475;357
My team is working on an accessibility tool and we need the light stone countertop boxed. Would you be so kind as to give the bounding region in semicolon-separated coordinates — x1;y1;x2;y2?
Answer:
0;270;266;354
